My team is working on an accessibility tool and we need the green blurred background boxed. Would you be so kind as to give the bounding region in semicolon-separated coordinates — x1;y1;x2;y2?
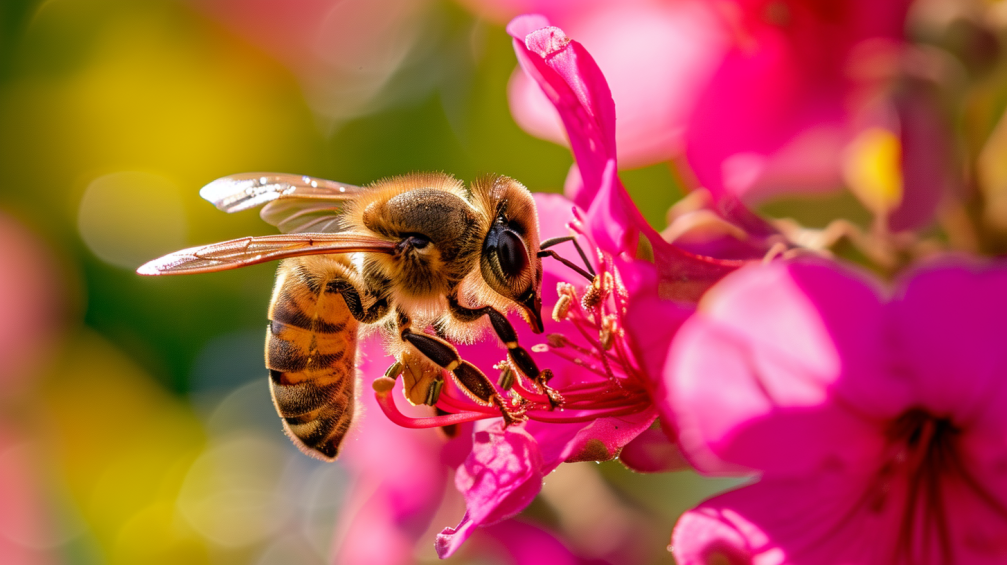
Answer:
0;1;724;564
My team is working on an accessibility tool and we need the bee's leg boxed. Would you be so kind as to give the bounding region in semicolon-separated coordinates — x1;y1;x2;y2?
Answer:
325;278;389;323
447;296;561;408
396;310;522;425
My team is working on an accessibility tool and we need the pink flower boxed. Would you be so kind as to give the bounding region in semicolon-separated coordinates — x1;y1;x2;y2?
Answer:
331;338;456;565
372;15;753;559
336;337;599;565
507;14;748;298
660;259;1007;564
478;0;951;231
684;0;916;204
374;192;673;558
462;0;729;168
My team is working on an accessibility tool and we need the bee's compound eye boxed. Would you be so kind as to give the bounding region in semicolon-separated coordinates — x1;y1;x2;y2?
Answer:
498;230;528;279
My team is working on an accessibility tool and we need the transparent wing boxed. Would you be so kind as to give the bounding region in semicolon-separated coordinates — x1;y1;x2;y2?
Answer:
199;172;368;214
259;199;348;234
137;233;395;276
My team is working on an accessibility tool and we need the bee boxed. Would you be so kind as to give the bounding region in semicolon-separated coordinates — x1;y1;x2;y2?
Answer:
138;172;552;461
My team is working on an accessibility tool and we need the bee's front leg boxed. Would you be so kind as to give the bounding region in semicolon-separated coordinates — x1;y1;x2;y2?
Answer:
446;296;562;408
395;310;523;425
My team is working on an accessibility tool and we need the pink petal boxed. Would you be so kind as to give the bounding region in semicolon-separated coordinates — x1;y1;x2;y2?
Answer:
334;483;425;565
674;441;1007;564
665;261;895;476
507;16;616;212
672;471;899;565
555;410;657;464
618;425;690;473
438;422;544;558
478;519;589;565
685;0;912;202
892;262;1007;434
333;338;450;562
506;1;728;168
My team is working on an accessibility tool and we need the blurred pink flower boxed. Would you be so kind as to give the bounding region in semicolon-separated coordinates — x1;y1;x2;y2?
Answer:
662;259;1007;564
686;0;910;201
472;0;947;221
0;214;61;564
332;338;456;565
0;212;62;392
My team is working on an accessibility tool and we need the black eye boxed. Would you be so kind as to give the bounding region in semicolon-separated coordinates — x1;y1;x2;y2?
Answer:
497;230;528;278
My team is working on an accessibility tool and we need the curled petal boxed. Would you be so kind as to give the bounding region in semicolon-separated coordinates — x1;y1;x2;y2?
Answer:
507;15;616;209
438;422;544;558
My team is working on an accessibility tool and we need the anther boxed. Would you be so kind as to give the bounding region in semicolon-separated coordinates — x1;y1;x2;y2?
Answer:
553;294;573;321
582;276;603;309
599;316;617;351
547;334;567;348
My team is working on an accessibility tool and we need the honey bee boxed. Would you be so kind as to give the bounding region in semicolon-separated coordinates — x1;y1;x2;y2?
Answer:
138;172;552;461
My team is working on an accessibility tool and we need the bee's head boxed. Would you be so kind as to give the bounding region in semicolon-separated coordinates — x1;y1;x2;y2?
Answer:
480;179;544;333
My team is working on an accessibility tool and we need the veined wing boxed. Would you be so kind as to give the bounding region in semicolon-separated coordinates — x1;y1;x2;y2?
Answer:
199;172;368;214
137;233;395;276
259;198;347;234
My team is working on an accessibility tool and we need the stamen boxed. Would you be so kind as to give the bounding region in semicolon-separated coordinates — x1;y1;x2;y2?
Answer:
553;294;573;321
546;334;566;348
509;376;554;405
599;315;617;351
581;276;603;309
525;405;647;423
374;380;494;428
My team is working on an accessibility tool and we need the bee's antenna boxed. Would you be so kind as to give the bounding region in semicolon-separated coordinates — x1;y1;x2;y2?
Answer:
539;236;573;250
538;235;595;282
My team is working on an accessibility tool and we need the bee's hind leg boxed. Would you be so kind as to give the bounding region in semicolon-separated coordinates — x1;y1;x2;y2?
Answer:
396;310;523;426
446;296;562;409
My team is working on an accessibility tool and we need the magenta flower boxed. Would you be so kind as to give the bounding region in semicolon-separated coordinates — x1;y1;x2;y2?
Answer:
462;0;728;169
331;338;456;565
659;259;1007;564
335;337;601;565
371;15;760;559
685;0;918;205
507;14;747;297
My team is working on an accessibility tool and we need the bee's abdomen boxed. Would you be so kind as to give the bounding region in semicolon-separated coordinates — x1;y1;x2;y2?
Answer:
266;260;359;461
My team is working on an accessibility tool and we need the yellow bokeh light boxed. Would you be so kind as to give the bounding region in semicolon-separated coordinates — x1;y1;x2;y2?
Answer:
842;127;904;217
77;171;187;269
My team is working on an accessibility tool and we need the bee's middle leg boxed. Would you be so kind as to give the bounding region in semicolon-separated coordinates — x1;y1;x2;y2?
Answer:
396;310;522;425
447;296;561;408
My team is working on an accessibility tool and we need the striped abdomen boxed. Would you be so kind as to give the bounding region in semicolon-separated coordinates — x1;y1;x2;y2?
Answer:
266;256;359;461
